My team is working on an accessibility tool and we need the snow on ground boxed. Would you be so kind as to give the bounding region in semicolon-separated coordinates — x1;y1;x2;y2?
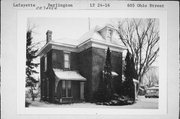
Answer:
28;96;158;109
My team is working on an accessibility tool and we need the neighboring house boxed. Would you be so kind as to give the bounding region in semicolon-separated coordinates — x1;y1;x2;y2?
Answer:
37;25;126;103
141;66;159;87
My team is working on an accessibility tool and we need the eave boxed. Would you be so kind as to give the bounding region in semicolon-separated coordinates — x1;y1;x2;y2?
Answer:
37;41;77;57
37;39;127;57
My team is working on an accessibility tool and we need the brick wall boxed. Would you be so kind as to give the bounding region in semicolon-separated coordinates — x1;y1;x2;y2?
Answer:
92;47;105;94
40;47;123;102
78;48;92;101
70;52;78;70
40;56;45;100
40;50;56;102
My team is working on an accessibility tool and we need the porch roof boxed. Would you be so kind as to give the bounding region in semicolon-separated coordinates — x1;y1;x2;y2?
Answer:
53;69;86;81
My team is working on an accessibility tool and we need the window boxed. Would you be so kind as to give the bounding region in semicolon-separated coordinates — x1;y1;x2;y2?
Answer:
80;82;84;99
44;55;47;72
106;27;113;41
64;53;70;69
62;81;72;97
67;81;71;97
52;52;57;62
62;81;66;97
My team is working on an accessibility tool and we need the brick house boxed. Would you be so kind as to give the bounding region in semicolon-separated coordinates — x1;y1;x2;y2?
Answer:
37;25;126;103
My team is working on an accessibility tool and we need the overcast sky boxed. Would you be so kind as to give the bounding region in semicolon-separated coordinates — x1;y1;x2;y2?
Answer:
28;17;114;47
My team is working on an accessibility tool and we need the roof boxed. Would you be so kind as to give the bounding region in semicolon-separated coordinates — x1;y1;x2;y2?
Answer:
53;69;86;81
77;25;125;47
37;25;127;56
55;37;80;46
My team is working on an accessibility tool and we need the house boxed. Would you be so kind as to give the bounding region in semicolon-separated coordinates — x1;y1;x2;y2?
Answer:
37;25;127;103
141;66;159;87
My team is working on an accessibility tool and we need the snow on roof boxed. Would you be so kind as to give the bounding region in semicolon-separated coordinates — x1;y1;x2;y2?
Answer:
52;25;125;47
77;25;125;47
53;69;86;81
78;28;97;44
97;23;117;31
50;26;105;46
53;37;79;46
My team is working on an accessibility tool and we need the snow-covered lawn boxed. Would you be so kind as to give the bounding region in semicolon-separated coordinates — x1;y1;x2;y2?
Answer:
27;96;158;109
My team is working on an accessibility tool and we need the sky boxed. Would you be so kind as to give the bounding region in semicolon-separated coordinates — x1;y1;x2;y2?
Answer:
28;17;114;47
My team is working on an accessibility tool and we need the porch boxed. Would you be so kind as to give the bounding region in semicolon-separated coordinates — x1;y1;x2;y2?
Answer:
53;69;86;103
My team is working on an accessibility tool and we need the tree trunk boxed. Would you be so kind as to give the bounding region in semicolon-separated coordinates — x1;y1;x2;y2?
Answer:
32;95;35;101
30;88;35;101
136;83;140;99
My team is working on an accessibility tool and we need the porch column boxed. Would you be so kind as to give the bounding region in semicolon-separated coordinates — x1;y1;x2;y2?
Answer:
134;82;137;100
47;78;49;100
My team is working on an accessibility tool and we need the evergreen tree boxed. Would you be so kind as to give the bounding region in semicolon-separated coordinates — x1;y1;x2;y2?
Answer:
131;55;138;100
104;47;113;101
124;50;131;80
131;55;137;79
95;47;115;103
123;50;135;101
26;30;39;101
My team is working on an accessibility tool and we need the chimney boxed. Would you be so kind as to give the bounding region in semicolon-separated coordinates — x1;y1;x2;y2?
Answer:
46;30;52;43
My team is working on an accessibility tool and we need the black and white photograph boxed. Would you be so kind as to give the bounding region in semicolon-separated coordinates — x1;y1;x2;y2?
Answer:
1;0;179;119
25;17;159;109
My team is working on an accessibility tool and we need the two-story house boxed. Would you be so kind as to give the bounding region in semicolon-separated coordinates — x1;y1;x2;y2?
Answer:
37;25;126;103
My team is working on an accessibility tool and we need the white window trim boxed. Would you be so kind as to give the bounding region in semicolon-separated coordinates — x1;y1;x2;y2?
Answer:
44;55;47;72
64;52;70;69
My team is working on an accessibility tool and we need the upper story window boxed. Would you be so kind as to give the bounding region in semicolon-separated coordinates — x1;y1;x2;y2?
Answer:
64;53;70;69
106;27;113;41
52;52;57;62
44;55;47;72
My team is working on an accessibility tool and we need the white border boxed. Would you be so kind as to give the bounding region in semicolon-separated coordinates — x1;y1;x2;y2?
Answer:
17;10;167;115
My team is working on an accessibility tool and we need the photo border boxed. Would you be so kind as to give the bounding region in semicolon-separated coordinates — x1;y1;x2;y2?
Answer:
17;10;167;115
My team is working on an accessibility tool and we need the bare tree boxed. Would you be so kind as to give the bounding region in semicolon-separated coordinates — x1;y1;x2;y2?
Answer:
115;18;159;92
